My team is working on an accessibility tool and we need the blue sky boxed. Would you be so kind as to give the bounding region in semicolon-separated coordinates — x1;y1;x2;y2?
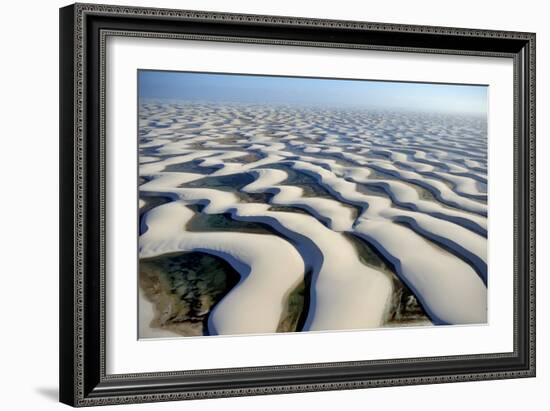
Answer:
138;70;487;115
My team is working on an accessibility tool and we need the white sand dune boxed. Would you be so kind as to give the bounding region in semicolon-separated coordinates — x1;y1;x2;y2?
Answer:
141;174;393;332
289;160;487;287
368;162;487;215
138;101;488;336
243;167;485;323
243;168;356;232
140;201;305;335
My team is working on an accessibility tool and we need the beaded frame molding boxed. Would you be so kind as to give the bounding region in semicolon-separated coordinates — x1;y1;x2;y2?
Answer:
59;3;536;407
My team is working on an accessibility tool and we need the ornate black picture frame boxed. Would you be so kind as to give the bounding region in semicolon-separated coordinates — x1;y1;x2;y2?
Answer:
59;3;535;407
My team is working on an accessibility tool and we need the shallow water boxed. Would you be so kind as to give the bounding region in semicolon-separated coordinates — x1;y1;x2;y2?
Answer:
139;252;240;336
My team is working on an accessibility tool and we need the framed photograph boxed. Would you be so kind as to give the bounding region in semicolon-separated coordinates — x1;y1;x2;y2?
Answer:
59;3;536;407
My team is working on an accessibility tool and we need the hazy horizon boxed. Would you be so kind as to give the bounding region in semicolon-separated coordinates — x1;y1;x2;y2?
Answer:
138;70;488;116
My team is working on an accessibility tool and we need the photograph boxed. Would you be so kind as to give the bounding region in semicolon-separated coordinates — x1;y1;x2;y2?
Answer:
137;70;489;338
56;2;536;406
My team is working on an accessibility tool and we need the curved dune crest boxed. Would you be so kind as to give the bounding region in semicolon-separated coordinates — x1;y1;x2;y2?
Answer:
355;219;487;324
141;177;394;331
243;168;357;232
369;162;487;215
289;162;487;269
140;201;306;335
